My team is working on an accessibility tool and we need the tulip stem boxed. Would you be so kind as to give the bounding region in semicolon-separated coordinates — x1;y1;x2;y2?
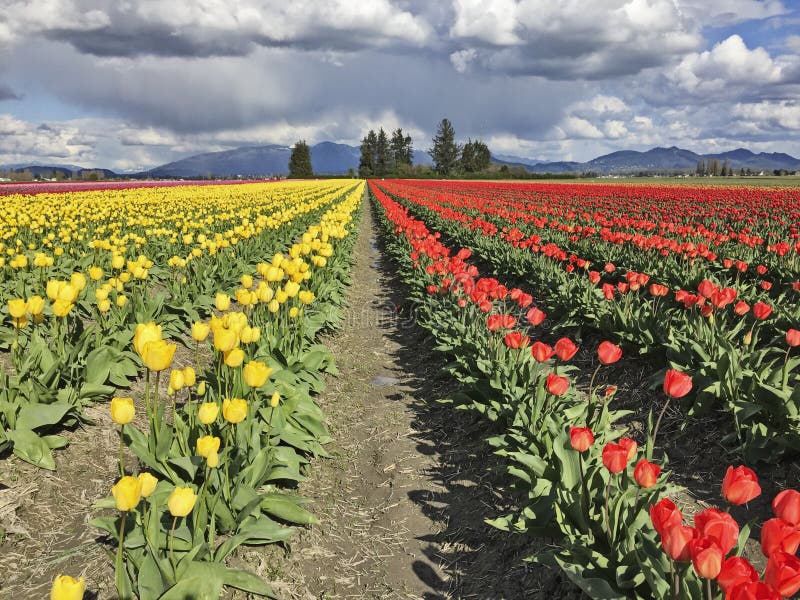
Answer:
578;452;590;528
117;511;127;576
169;516;178;574
118;427;125;477
588;364;602;425
144;370;151;426
652;394;672;455
604;477;612;545
706;578;713;600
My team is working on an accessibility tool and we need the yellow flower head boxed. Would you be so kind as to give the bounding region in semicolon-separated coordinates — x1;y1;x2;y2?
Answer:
116;295;127;308
169;369;185;391
196;435;220;458
206;451;220;469
213;327;238;353
69;272;87;292
223;347;244;368
243;360;272;388
51;299;74;318
7;298;27;319
133;322;162;357
137;472;158;498
110;397;135;425
222;397;247;424
191;321;210;342
240;273;253;289
214;292;231;311
182;366;196;387
50;574;86;600
88;266;103;280
270;391;281;408
197;401;218;424
141;340;176;372
167;487;197;517
111;475;142;511
26;295;45;316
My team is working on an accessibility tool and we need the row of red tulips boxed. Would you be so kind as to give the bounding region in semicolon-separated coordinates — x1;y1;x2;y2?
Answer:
373;180;800;463
370;181;800;599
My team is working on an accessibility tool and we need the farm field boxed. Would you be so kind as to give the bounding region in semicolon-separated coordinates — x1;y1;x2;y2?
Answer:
1;178;800;599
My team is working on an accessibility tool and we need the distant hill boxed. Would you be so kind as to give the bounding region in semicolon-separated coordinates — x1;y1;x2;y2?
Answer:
5;143;798;179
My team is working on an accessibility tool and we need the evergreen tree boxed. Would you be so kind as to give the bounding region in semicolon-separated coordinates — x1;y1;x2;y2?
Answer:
722;158;730;176
375;128;390;176
358;130;377;177
390;128;413;168
288;140;313;178
461;139;491;172
428;118;461;176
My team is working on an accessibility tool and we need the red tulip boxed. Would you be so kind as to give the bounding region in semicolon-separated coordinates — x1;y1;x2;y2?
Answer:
426;284;438;294
786;330;800;348
760;281;772;291
662;524;697;562
734;301;750;316
633;458;661;488
602;283;615;300
545;373;569;396
478;300;492;312
753;301;772;320
725;581;780;600
597;341;622;365
722;466;761;505
601;443;629;474
526;307;545;326
698;279;718;299
694;508;739;555
761;517;800;557
531;342;555;363
772;489;800;526
764;551;800;598
717;556;759;592
554;338;579;361
650;498;683;537
757;265;768;275
504;331;529;349
663;369;692;399
618;437;638;461
690;537;723;579
649;283;669;297
569;427;594;452
604;262;615;273
588;270;601;284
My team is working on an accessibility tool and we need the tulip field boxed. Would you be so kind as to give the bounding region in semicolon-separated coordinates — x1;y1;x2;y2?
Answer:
1;177;800;599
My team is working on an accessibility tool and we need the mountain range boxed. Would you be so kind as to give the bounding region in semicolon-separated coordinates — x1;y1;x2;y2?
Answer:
3;144;798;178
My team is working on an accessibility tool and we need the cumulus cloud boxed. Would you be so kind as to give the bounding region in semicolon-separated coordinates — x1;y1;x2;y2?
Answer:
449;0;702;79
29;0;433;58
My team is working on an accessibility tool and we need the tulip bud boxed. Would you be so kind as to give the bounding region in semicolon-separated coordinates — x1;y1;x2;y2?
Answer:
191;321;210;342
137;472;158;498
569;427;594;452
182;366;196;387
110;397;135;425
206;451;220;469
223;347;244;368
196;435;221;458
50;574;86;600
270;391;280;408
196;381;206;397
169;369;184;391
111;475;142;511
167;487;197;517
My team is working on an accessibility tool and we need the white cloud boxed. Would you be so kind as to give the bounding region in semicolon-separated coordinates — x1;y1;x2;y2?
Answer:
668;35;785;94
450;48;477;73
0;0;109;46
675;0;788;27
732;101;800;131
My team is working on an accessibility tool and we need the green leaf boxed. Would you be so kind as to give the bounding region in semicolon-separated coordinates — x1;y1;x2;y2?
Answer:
16;402;74;431
261;494;318;525
7;429;56;470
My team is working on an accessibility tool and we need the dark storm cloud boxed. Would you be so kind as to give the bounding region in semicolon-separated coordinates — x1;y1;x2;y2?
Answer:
0;84;21;100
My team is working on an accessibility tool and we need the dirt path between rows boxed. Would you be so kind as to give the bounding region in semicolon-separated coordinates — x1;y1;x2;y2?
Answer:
250;197;560;600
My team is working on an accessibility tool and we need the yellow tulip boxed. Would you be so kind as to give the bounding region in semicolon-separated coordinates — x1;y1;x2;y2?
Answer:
284;281;300;298
141;339;176;372
275;289;288;304
95;287;109;302
111;475;142;511
240;273;253;289
298;290;315;305
206;451;220;468
223;347;244;368
110;397;135;425
88;266;103;280
57;284;78;303
7;298;27;318
169;369;184;391
12;314;29;329
215;292;231;311
26;295;45;316
111;254;125;270
119;272;131;283
196;381;207;397
133;322;162;357
243;361;272;388
270;391;281;408
51;299;74;318
222;398;247;424
257;285;274;303
167;487;197;517
46;279;65;300
182;366;196;387
116;295;127;308
50;574;86;600
268;299;280;313
70;272;87;291
98;299;111;313
137;472;158;498
249;326;261;342
191;321;210;342
196;435;220;458
197;401;218;424
289;306;300;319
213;327;238;352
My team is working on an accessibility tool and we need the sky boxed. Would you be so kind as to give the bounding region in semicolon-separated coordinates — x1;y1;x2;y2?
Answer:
0;0;799;172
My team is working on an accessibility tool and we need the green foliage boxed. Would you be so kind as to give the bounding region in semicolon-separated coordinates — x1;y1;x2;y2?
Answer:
428;118;461;176
288;140;313;178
